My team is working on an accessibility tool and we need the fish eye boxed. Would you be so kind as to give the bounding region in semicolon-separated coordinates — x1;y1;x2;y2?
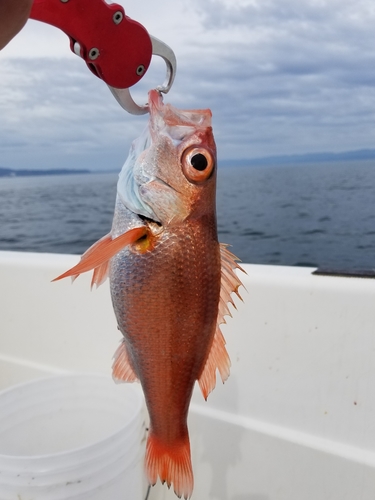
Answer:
181;146;215;182
191;153;208;171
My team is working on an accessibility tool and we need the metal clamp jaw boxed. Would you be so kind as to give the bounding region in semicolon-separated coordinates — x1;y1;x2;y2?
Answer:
30;0;176;115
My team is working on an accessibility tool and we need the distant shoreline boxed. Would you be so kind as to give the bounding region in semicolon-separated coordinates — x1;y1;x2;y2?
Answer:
220;148;375;168
0;168;91;178
2;146;375;175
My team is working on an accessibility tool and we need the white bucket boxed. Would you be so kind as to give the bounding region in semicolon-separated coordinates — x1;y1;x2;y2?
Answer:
0;374;145;500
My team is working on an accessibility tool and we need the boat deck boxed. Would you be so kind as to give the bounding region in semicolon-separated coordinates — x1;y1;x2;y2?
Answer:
1;251;375;499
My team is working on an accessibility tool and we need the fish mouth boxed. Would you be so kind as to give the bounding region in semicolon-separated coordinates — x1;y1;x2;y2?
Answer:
138;213;163;233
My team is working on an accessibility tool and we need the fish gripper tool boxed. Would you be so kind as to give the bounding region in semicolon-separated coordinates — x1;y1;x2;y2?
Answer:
30;0;176;114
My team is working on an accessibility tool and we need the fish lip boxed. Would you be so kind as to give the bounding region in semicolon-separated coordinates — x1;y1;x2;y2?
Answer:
137;213;163;236
138;213;162;227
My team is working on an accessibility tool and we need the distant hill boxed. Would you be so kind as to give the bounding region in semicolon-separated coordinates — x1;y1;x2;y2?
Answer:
220;148;375;167
0;167;90;178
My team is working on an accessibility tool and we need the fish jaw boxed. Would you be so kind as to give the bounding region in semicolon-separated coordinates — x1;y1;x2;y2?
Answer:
148;89;213;136
116;90;217;228
141;90;217;225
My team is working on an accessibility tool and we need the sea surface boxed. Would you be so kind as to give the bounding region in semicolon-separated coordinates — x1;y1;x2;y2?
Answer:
1;160;375;269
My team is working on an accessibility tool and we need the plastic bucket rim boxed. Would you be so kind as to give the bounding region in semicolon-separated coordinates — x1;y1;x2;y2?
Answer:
0;373;144;461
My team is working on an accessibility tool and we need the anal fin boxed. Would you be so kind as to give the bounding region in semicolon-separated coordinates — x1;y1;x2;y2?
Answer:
112;340;138;383
198;325;231;400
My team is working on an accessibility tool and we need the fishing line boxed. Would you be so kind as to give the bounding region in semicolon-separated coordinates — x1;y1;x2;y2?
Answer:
143;425;151;500
144;485;151;500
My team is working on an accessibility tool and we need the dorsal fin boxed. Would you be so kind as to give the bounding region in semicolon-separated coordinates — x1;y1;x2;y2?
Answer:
217;244;245;323
198;244;246;399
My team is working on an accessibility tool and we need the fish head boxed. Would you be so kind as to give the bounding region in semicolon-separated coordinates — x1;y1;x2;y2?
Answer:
117;90;217;228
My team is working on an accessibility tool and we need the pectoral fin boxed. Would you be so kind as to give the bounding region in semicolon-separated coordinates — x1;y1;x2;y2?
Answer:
52;226;148;284
91;260;110;289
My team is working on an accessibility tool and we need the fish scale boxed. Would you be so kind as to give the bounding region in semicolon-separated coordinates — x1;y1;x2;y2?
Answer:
110;222;220;446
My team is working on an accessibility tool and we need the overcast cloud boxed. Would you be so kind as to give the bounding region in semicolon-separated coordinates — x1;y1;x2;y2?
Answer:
0;0;374;171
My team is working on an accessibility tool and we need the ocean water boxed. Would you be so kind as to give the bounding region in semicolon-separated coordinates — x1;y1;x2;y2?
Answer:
1;160;375;268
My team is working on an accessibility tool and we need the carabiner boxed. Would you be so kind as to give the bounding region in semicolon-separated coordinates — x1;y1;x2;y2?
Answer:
108;36;177;115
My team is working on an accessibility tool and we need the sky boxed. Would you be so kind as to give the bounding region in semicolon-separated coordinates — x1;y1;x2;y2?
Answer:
0;0;375;171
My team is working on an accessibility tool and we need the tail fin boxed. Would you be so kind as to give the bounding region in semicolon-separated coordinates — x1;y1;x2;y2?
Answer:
145;431;194;499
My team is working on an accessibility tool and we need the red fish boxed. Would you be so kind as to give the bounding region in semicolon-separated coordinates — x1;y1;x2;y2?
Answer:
54;90;244;499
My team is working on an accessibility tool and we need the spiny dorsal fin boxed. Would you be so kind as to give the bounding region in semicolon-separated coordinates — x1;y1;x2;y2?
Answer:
218;244;245;323
198;244;246;399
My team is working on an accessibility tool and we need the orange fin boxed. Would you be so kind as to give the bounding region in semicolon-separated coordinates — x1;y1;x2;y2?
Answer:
91;260;110;289
52;226;148;283
112;341;138;383
145;432;193;500
218;244;246;324
198;325;231;400
198;244;246;399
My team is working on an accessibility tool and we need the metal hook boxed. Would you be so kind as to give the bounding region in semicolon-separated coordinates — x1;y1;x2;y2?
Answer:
108;36;177;115
151;36;176;94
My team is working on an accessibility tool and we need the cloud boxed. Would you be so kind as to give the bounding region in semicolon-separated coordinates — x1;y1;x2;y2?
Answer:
178;0;375;156
0;57;150;170
0;0;375;169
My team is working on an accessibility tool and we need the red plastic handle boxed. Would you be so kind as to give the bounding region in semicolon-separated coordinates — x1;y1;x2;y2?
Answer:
30;0;152;89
